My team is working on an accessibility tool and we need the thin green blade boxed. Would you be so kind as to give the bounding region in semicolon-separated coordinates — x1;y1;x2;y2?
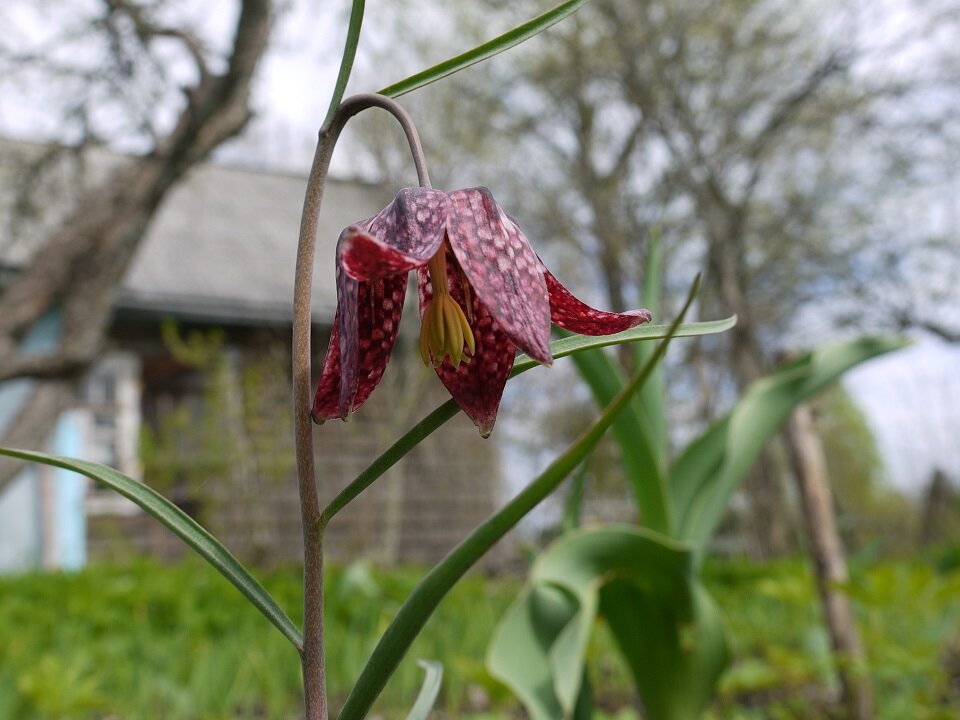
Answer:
674;336;908;548
514;315;736;374
0;447;303;650
322;315;736;525
405;660;443;720
636;229;667;460
335;278;702;720
380;0;595;98
567;343;670;533
321;0;366;131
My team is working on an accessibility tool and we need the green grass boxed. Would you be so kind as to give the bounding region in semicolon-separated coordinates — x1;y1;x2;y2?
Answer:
1;554;958;719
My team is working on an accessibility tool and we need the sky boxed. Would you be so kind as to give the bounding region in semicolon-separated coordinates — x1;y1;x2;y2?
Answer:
1;0;957;496
845;339;960;495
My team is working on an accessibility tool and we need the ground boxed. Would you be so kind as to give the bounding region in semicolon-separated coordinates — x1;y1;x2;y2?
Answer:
1;553;958;719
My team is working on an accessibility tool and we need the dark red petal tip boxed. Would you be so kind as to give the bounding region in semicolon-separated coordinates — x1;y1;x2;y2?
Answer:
541;260;653;335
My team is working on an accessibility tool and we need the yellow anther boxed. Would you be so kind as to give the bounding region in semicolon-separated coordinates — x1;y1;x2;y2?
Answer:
419;246;476;368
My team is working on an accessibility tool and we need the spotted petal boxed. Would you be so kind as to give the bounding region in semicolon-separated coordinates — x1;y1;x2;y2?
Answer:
311;270;407;421
541;260;653;334
446;188;552;365
312;188;449;423
418;257;515;437
339;187;450;281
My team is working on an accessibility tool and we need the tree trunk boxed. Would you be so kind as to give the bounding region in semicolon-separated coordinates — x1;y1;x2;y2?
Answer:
786;404;874;720
0;0;272;491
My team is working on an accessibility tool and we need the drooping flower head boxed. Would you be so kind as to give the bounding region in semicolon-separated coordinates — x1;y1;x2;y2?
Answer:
312;187;651;436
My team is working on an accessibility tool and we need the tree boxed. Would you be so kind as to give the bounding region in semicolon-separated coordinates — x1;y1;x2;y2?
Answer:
357;0;960;554
0;0;273;489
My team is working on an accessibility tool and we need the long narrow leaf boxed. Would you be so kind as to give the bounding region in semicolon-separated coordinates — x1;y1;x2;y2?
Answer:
335;278;702;720
406;660;443;720
379;0;594;98
636;229;667;460
322;315;735;524
0;448;303;650
568;344;671;533
522;315;735;373
321;0;366;131
675;336;907;549
560;238;679;534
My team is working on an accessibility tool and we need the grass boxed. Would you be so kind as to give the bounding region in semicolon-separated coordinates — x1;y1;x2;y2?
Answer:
1;553;958;719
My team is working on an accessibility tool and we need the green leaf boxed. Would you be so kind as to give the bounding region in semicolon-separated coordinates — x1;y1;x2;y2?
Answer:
405;660;443;720
0;448;303;650
674;336;908;549
559;242;679;534
335;279;701;720
516;315;737;374
487;584;580;719
568;341;671;534
636;229;667;461
488;525;727;720
379;0;595;98
322;315;736;525
601;576;727;720
561;462;588;532
322;0;365;131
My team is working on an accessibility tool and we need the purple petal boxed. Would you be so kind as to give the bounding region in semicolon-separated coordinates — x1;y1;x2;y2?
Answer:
312;269;407;421
445;188;552;365
541;260;653;334
418;261;515;437
313;188;449;422
312;316;344;420
339;187;450;280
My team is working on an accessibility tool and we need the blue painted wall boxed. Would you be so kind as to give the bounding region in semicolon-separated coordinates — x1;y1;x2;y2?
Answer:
0;310;87;573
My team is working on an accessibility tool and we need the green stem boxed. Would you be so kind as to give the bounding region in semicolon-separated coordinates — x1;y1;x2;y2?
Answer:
320;401;459;530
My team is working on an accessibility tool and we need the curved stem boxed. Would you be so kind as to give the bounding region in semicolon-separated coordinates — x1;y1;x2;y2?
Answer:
293;93;431;720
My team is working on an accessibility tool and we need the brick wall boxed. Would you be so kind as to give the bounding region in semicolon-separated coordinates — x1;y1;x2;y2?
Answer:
86;326;505;568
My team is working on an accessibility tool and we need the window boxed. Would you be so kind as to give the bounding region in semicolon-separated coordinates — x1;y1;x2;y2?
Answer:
78;352;142;516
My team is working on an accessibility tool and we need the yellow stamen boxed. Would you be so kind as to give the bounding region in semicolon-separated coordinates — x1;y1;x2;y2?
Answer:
419;246;476;368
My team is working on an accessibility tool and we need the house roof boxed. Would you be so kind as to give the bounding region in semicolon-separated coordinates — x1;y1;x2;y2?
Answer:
0;139;393;326
120;163;392;325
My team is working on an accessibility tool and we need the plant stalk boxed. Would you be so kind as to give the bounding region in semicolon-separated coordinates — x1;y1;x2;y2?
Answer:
786;404;874;720
292;93;431;720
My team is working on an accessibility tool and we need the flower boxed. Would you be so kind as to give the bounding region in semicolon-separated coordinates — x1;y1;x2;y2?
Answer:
311;187;652;437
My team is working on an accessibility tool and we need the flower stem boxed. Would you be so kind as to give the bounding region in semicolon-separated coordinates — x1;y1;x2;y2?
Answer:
293;93;432;720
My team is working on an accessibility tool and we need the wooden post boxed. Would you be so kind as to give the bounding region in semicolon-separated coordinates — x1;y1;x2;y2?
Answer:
785;404;874;720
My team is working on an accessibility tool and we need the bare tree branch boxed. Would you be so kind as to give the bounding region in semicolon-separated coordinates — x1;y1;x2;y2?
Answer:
0;0;272;489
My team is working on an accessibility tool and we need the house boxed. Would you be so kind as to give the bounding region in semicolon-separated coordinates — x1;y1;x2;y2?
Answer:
0;141;503;572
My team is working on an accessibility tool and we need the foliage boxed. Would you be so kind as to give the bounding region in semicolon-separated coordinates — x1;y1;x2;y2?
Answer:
1;557;958;719
140;322;295;558
706;557;960;720
1;303;725;717
488;233;906;718
815;385;915;550
0;0;927;717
